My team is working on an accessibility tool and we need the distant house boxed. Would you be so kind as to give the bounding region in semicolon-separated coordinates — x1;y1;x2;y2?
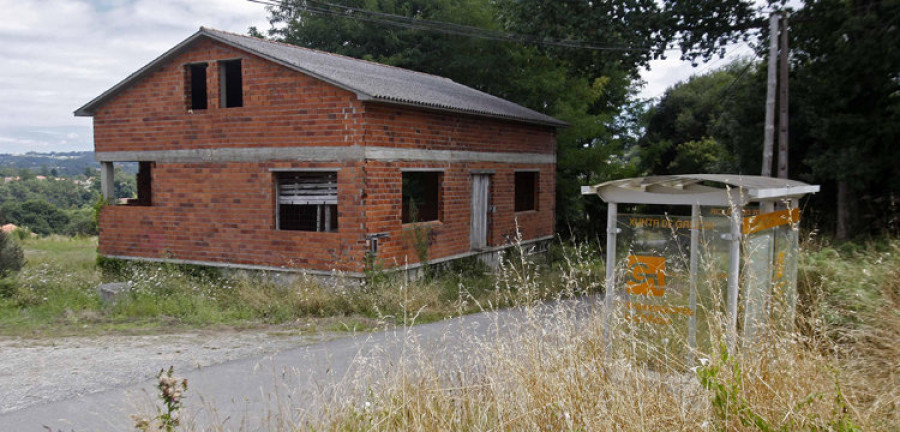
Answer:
75;27;565;278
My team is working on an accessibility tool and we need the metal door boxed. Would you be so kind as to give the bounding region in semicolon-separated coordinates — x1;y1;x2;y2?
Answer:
470;174;491;250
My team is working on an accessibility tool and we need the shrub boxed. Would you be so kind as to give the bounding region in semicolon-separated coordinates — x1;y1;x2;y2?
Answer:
0;230;24;277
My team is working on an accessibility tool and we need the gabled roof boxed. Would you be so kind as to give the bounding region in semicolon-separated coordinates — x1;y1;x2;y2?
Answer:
581;174;820;206
75;27;567;128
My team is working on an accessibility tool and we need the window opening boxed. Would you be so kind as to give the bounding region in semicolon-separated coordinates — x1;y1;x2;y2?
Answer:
186;63;208;110
514;171;538;212
402;171;441;223
276;172;338;232
125;161;153;206
219;59;243;108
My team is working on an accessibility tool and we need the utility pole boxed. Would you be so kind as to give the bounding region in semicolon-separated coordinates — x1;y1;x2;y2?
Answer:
761;13;779;177
777;14;790;179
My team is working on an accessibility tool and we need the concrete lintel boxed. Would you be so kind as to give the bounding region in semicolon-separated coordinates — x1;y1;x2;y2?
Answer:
95;146;556;165
268;167;343;172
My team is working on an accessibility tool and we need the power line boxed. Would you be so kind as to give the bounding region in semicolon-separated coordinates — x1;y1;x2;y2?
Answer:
694;41;753;76
249;0;686;53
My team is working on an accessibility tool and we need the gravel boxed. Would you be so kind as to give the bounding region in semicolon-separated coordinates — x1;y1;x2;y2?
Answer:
0;327;341;414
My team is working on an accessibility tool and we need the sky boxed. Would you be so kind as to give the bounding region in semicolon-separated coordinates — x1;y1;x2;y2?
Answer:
0;0;756;155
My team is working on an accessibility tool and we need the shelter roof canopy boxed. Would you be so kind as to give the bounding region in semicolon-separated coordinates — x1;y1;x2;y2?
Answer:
581;174;820;206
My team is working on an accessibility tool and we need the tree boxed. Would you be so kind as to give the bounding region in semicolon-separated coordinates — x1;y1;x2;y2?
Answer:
638;61;764;176
790;0;900;238
0;230;24;278
0;199;70;236
637;0;899;239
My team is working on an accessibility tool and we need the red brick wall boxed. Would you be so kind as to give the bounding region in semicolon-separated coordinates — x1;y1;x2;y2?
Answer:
99;161;368;272
360;105;556;267
363;104;556;154
93;38;365;153
94;37;556;273
358;161;555;268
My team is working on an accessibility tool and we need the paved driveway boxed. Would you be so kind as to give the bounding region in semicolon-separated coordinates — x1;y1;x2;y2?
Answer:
0;297;600;431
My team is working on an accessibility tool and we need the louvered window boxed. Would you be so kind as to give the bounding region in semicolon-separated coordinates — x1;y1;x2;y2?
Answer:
275;172;338;232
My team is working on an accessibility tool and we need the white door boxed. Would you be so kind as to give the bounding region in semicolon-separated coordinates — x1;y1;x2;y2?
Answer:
470;174;491;250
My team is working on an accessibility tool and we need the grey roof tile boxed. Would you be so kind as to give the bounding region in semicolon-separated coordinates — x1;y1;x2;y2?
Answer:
76;27;567;128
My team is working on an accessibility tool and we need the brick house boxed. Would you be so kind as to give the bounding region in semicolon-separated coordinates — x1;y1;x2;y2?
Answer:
75;28;565;278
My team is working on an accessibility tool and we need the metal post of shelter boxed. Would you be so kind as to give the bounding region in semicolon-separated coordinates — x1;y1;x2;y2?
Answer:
785;198;799;327
603;202;618;352
727;200;743;352
688;204;700;354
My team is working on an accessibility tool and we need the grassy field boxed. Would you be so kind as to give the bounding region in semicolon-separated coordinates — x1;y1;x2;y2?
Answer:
0;236;603;337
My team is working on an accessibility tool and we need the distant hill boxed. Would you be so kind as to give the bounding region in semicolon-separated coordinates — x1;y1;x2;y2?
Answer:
0;151;136;177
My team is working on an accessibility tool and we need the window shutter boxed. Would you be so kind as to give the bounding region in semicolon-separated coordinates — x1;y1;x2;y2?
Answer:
278;173;338;205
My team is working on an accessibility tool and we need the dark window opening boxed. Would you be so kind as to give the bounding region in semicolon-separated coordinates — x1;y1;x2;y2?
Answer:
219;59;243;108
276;172;338;232
402;171;441;223
127;161;153;206
186;63;208;110
514;171;538;212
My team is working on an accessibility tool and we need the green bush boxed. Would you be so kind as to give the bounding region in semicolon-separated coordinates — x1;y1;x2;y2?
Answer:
0;230;24;277
0;277;17;299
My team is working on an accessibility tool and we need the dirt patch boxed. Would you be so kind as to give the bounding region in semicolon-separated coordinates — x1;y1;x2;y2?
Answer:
0;325;343;414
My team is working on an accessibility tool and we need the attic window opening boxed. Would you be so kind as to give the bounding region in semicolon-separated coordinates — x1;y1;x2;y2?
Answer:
186;63;208;110
276;172;338;232
515;171;538;212
219;59;243;108
402;171;442;223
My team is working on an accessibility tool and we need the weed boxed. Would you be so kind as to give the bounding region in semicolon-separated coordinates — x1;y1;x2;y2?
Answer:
133;366;189;432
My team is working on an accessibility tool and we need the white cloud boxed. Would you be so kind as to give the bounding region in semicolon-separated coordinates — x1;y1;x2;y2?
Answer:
0;0;270;154
637;43;758;101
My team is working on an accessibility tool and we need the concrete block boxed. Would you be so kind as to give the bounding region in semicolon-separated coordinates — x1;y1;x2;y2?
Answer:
97;282;132;303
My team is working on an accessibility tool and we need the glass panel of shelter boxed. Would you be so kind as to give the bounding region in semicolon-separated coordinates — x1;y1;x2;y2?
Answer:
614;211;731;365
612;203;801;362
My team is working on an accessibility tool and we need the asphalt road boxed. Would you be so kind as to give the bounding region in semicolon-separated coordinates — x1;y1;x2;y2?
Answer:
0;297;600;431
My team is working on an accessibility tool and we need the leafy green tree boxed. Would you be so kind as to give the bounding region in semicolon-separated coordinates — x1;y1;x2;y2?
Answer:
789;0;900;238
17;168;35;181
1;199;70;236
114;166;137;199
0;230;24;279
64;207;99;237
638;61;762;175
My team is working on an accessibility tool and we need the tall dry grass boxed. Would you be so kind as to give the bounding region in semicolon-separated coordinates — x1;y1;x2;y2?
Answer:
284;238;897;431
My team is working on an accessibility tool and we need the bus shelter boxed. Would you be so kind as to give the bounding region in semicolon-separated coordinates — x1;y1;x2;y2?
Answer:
581;175;819;351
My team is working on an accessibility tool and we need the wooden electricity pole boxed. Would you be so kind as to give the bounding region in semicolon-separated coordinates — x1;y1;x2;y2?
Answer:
761;13;779;177
777;15;790;179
